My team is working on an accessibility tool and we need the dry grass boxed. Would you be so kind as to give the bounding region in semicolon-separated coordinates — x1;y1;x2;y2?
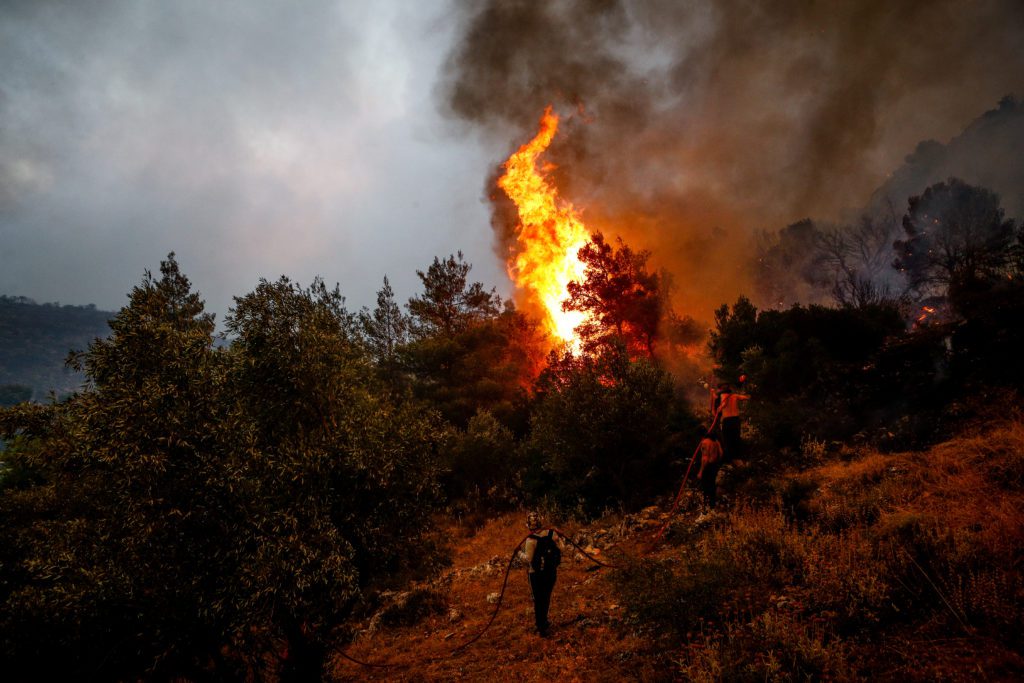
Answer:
332;511;656;682
331;417;1024;681
631;416;1024;679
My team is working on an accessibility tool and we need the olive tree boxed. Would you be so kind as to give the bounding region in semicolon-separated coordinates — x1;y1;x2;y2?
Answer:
0;257;447;682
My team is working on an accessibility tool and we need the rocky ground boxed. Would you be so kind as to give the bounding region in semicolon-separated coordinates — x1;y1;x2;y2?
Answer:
331;503;695;681
332;418;1024;681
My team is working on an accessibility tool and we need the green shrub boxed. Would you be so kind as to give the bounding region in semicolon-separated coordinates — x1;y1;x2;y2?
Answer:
710;297;930;451
444;409;521;509
526;344;690;516
0;259;449;682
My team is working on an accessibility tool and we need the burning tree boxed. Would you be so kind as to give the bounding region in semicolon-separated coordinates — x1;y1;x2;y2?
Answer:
563;232;666;357
892;180;1024;386
497;107;700;359
497;106;593;349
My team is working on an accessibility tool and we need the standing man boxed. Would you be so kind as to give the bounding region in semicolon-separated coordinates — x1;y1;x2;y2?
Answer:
523;511;560;637
718;384;750;462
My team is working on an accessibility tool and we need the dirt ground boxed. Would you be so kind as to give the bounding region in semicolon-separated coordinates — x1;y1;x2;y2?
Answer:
332;509;673;682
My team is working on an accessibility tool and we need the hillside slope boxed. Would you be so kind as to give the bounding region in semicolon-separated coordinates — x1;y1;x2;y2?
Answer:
867;96;1024;218
334;418;1024;681
334;510;660;681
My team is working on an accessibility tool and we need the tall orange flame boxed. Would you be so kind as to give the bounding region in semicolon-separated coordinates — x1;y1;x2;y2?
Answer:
498;107;592;348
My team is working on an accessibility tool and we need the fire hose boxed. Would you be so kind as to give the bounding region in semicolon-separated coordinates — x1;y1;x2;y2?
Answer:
338;527;621;669
338;407;727;668
650;405;724;547
450;527;625;655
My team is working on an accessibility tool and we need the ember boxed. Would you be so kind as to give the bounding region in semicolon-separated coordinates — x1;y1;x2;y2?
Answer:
498;107;593;349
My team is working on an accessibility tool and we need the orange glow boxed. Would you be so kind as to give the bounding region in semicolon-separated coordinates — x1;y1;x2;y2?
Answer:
498;107;592;348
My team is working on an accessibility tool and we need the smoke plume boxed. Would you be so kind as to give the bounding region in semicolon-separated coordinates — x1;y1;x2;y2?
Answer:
440;0;1024;319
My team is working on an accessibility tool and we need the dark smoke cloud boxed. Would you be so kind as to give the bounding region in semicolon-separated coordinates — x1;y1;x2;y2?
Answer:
441;0;1024;318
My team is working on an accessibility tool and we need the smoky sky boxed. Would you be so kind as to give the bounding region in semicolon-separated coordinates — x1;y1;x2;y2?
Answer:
2;2;1022;328
441;0;1024;318
0;0;508;321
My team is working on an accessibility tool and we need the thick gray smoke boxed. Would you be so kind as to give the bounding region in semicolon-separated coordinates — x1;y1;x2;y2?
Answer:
440;0;1024;318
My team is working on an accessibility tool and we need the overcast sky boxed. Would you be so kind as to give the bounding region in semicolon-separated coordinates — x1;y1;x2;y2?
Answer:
2;0;1023;324
1;0;508;321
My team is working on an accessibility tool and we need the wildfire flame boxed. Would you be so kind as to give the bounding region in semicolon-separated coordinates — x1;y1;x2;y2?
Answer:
498;107;592;347
916;305;936;324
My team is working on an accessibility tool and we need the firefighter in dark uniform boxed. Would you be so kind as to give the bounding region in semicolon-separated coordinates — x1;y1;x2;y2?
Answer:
523;511;559;637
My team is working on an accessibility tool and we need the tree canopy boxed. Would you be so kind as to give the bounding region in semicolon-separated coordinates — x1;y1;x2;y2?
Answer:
407;252;502;339
894;178;1016;305
564;232;672;357
0;256;447;681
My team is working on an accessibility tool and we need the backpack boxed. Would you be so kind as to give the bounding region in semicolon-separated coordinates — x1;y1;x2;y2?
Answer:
530;531;561;573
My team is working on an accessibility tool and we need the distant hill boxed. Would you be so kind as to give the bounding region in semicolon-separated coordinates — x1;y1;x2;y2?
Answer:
867;95;1024;219
0;296;113;402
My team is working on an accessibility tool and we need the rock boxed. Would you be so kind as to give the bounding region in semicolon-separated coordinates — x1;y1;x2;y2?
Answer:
367;587;448;632
467;560;502;577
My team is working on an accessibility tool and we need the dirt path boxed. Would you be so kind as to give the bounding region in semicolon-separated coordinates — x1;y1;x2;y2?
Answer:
331;510;674;681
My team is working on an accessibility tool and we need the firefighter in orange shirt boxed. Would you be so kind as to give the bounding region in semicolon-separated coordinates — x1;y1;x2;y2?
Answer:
718;383;749;462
